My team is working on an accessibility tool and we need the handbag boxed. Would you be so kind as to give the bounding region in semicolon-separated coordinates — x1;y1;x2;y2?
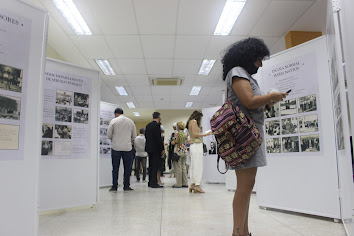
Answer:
210;88;263;173
171;153;180;162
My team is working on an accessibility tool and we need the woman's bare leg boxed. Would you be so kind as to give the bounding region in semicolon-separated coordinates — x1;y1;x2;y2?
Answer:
232;167;257;236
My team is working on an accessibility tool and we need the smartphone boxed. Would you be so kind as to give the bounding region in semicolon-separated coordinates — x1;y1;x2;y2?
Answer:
286;89;292;93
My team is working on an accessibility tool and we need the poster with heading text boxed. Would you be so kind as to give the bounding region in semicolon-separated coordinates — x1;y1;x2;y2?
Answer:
0;9;31;160
258;53;322;156
41;70;92;159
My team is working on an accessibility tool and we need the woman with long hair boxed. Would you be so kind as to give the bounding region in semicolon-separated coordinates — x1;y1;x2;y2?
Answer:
186;110;211;193
222;38;288;236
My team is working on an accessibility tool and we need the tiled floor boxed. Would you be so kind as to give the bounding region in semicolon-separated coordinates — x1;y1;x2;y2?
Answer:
39;177;346;236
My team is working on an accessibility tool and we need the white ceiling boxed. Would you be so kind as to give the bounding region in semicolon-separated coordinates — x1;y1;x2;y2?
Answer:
25;0;327;121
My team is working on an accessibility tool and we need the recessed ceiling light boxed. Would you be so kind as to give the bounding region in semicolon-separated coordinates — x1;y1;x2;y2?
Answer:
185;102;193;108
198;60;216;75
190;86;202;96
133;112;141;116
115;86;128;96
52;0;92;35
126;102;135;108
214;0;247;36
95;59;116;75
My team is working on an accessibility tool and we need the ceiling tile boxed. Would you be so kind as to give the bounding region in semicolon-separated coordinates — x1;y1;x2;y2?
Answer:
134;0;178;34
151;86;173;95
140;36;175;59
135;96;153;102
125;75;150;86
174;36;210;59
204;36;245;59
116;59;147;74
173;59;201;75
250;1;313;37
70;35;113;59
209;60;223;75
105;36;143;59
130;87;152;96
177;0;225;35
145;59;173;75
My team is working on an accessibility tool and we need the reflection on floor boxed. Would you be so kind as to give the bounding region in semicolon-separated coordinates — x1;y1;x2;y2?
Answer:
39;177;346;236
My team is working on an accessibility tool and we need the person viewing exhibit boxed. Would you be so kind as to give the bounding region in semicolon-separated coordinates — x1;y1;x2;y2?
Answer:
134;128;148;182
221;38;288;236
171;121;188;188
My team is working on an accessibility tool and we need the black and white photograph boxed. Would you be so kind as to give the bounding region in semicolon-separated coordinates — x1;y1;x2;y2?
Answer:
301;135;320;152
334;93;342;118
298;94;317;113
330;57;339;95
55;106;72;123
0;64;23;93
100;137;111;146
282;136;299;153
0;94;21;120
100;147;111;155
209;141;216;154
281;117;298;135
100;117;103;125
266;138;281;153
54;124;72;139
299;115;318;133
73;108;89;124
42;123;53;138
280;99;297;116
74;92;89;108
103;118;111;126
265;102;280;118
265;120;280;136
100;127;107;136
56;90;73;106
41;141;53;156
336;117;345;150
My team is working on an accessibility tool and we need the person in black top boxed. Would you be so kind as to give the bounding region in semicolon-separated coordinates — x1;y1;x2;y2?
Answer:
145;112;165;188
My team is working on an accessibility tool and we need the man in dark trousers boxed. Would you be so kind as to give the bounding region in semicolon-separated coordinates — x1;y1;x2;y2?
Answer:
145;112;165;188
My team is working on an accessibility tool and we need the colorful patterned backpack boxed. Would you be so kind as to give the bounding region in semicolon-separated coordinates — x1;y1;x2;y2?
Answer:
210;100;263;173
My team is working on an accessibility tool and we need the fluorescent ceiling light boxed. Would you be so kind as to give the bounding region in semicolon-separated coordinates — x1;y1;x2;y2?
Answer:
52;0;92;35
126;102;135;108
185;102;193;108
95;59;116;75
133;112;141;116
198;60;216;75
115;86;128;96
214;0;247;36
190;86;202;96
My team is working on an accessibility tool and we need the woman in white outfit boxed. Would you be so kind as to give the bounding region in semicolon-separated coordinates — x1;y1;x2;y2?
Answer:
186;111;211;193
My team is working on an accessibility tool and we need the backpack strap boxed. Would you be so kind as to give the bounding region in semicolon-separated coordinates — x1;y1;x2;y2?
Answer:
217;155;229;174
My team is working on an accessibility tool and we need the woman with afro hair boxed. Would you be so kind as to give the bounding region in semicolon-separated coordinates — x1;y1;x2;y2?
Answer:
222;38;288;236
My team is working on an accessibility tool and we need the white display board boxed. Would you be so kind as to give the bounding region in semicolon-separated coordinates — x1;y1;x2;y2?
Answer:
99;101;123;187
0;1;48;235
202;106;226;183
256;36;341;219
39;59;99;211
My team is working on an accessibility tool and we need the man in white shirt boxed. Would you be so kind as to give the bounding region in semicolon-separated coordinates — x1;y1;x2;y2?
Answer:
134;128;148;182
107;108;137;192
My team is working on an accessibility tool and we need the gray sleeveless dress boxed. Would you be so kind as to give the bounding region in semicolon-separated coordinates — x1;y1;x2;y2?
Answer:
226;67;267;170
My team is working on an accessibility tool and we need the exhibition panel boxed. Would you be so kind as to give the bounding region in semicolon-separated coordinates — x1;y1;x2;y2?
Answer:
39;59;99;211
256;36;343;219
0;0;48;235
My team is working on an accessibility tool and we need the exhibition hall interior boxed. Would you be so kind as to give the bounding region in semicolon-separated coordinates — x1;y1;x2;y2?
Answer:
1;0;354;235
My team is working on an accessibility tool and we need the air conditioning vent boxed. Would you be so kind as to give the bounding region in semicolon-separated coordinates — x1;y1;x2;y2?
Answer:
150;77;182;86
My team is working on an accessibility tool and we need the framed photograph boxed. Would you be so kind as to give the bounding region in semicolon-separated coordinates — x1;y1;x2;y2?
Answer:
300;135;320;152
266;138;281;153
54;141;71;156
0;94;21;120
100;137;111;146
281;117;298;135
100;127;107;136
42;123;53;138
103;118;111;126
0;124;19;150
280;99;297;116
100;117;103;125
73;108;89;124
56;90;73;106
299;114;318;133
265;120;280;136
334;93;342;119
265;102;280;119
74;92;89;108
55;106;72;123
54;124;72;139
298;95;317;113
282;136;299;153
41;141;53;156
209;141;216;154
101;147;111;155
336;117;345;150
0;63;23;93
